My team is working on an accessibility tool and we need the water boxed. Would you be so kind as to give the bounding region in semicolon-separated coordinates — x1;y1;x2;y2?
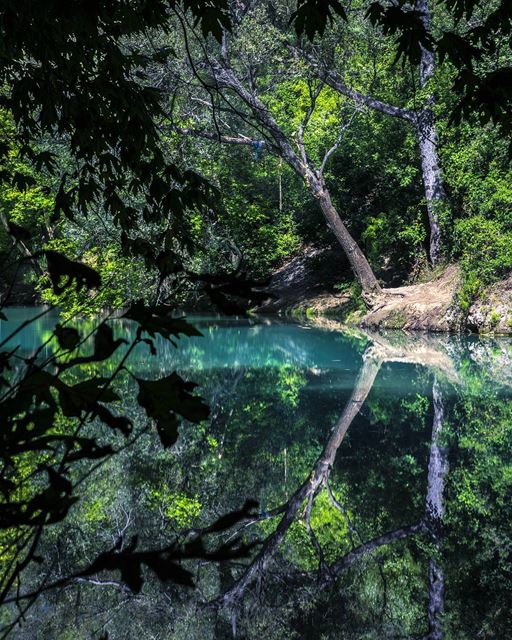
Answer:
2;308;512;639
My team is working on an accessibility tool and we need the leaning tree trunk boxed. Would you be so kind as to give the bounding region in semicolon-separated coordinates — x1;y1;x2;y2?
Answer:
416;0;447;266
311;180;381;295
210;64;382;297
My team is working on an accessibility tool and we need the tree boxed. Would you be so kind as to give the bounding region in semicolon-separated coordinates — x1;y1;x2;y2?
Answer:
166;4;382;295
295;0;448;265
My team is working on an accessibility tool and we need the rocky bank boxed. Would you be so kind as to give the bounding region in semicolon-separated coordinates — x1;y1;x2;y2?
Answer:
261;247;512;334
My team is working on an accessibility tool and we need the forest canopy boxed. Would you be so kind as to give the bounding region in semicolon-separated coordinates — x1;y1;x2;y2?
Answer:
1;0;512;307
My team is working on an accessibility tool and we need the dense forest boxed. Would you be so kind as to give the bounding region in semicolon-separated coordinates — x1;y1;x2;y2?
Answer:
2;0;512;325
1;1;512;639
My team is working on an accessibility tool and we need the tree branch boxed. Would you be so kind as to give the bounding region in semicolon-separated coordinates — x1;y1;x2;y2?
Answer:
211;62;307;178
319;104;360;175
323;522;427;585
296;81;323;171
169;125;274;150
294;47;416;123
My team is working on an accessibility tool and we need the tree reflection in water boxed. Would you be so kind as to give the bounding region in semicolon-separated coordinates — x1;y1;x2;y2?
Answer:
8;316;512;639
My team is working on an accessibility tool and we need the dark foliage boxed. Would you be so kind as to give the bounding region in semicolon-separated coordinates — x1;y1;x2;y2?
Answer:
368;0;512;140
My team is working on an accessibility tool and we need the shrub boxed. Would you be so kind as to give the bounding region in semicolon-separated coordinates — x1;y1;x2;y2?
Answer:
453;216;512;309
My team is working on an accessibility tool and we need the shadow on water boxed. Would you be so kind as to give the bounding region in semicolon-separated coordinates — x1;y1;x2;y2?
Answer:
5;310;512;639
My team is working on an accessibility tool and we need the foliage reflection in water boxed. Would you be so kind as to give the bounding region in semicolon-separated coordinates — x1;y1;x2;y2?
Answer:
3;309;512;639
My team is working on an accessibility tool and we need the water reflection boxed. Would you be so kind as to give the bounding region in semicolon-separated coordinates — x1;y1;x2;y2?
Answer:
6;313;512;639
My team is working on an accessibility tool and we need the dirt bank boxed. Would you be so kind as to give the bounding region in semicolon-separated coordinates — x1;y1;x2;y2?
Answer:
261;248;512;334
360;265;460;332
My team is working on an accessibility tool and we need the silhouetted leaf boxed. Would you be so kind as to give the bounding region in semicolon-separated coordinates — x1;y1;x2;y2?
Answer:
438;31;482;67
44;251;101;295
156;249;183;277
54;324;80;351
92;324;127;360
60;323;127;369
366;2;433;66
291;0;347;39
93;405;133;437
136;372;209;448
59;378;119;418
47;468;72;496
123;302;202;342
441;0;481;21
7;221;31;243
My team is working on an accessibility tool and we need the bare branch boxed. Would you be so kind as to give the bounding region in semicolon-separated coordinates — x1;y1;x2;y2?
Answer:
293;46;416;123
325;479;362;548
169;125;273;149
296;81;324;171
304;489;329;577
319;104;360;175
323;522;427;584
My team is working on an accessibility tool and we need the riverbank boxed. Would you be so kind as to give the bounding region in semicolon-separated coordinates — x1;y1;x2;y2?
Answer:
260;249;512;335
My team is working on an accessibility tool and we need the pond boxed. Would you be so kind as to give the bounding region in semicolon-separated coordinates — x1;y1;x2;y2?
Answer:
2;308;512;639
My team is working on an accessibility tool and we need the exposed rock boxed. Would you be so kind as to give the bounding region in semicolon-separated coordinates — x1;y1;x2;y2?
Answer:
261;248;512;334
465;274;512;334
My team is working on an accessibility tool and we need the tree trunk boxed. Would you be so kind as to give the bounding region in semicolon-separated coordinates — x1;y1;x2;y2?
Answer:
222;348;382;607
212;65;381;297
416;0;447;266
313;182;381;295
308;0;447;266
417;112;445;266
425;379;449;640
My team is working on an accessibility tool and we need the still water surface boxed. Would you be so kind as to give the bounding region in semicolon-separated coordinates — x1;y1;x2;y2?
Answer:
3;307;512;639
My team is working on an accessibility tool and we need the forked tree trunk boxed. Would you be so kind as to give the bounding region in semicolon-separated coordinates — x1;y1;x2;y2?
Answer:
311;0;447;266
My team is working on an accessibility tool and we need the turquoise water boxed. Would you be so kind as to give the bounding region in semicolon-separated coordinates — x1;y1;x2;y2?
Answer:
3;308;512;638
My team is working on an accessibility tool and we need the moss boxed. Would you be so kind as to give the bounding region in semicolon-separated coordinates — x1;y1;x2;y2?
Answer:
489;310;501;329
384;309;408;329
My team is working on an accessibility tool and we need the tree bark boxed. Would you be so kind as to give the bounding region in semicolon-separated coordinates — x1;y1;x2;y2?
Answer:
326;522;425;582
416;0;446;265
416;112;445;266
424;379;449;640
311;180;381;295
